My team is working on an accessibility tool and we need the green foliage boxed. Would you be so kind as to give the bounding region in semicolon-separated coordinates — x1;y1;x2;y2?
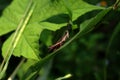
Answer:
0;0;103;60
22;6;111;80
0;0;119;80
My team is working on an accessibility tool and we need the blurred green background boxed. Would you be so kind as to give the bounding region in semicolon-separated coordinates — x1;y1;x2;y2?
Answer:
0;0;120;80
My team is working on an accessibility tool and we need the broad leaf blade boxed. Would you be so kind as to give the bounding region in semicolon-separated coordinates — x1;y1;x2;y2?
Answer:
1;0;104;60
0;0;29;36
2;24;43;60
22;8;111;79
1;0;67;60
62;0;104;21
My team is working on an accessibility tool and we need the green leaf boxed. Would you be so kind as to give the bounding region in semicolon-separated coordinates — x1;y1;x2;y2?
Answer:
0;0;65;60
1;0;43;60
0;0;29;36
22;8;111;79
0;1;36;78
62;0;104;21
80;8;111;35
2;25;43;60
0;0;104;60
0;0;66;60
0;0;104;36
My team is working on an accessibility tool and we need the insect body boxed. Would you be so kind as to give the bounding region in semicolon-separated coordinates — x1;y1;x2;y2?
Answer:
48;30;69;53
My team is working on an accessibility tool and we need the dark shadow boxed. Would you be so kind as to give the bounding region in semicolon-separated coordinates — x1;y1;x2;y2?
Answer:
41;13;70;24
0;30;14;62
0;0;13;16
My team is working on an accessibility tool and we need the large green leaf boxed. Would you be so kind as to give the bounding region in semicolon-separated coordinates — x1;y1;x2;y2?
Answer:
0;0;104;35
22;8;112;79
2;26;43;60
0;0;65;60
0;0;103;60
61;0;104;21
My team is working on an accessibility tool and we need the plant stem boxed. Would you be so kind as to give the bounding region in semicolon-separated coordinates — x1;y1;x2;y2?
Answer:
113;0;120;10
0;0;35;79
8;58;25;80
